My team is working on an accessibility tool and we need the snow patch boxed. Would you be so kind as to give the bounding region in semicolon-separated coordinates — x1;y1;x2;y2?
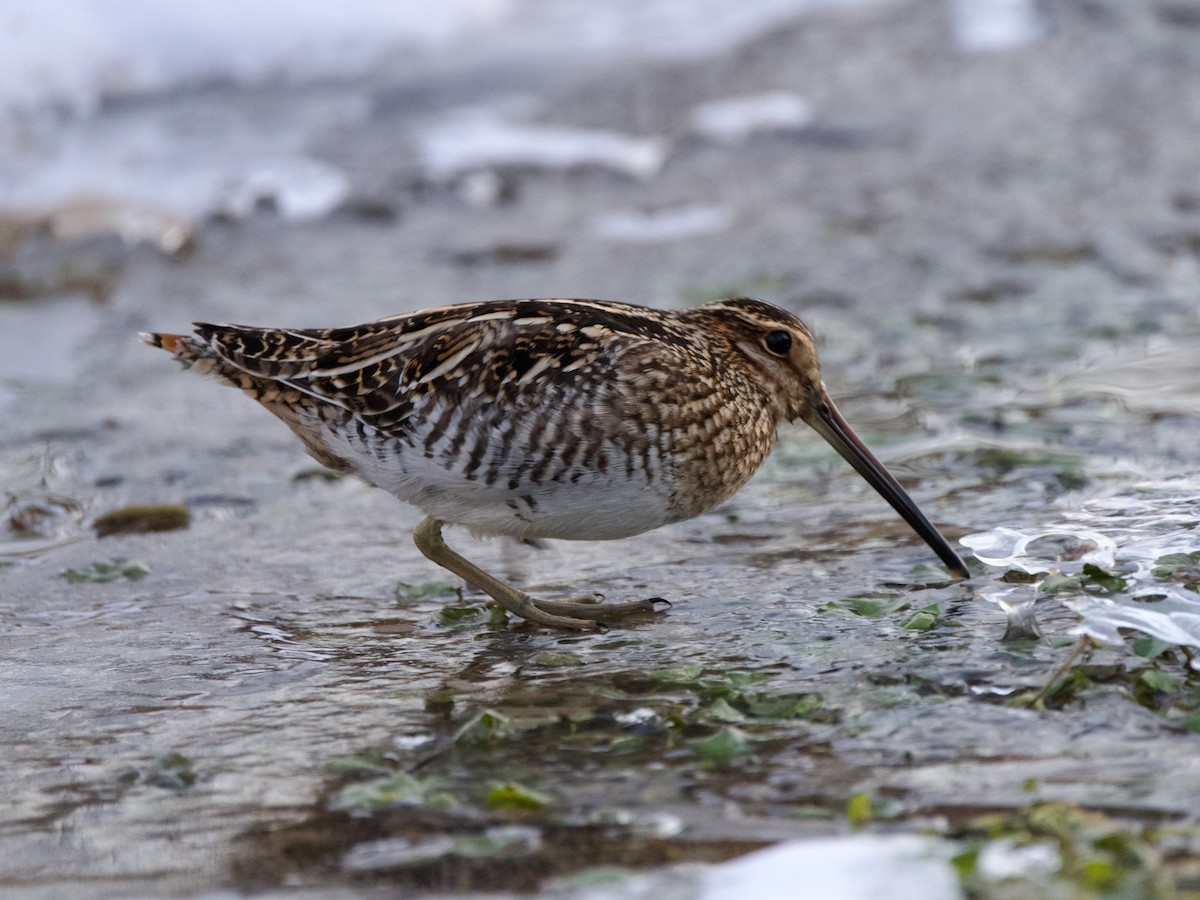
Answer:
690;91;813;144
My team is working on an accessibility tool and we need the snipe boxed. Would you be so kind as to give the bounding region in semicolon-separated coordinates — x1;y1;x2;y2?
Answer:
143;297;968;629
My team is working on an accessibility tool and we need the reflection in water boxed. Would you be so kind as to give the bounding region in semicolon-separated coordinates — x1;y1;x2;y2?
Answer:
1045;345;1200;418
0;451;89;559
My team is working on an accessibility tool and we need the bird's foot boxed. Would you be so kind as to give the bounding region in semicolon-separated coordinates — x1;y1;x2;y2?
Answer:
481;592;670;630
527;594;671;623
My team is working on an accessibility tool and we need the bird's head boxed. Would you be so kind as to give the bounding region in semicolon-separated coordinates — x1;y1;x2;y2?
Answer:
698;297;823;423
700;297;970;580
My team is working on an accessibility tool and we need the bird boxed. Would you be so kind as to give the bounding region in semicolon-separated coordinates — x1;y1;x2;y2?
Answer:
142;296;969;630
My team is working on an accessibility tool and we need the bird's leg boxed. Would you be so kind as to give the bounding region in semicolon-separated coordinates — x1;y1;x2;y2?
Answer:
412;516;667;629
413;516;597;629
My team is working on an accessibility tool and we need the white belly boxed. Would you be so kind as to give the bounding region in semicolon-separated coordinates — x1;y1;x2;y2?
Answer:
314;416;675;541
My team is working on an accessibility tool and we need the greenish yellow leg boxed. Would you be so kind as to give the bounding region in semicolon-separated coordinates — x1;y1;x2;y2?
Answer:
412;516;666;630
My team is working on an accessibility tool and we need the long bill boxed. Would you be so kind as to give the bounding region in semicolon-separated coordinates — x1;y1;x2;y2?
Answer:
800;386;970;580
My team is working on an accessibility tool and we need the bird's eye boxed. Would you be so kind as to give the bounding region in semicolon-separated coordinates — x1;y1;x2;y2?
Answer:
764;330;792;356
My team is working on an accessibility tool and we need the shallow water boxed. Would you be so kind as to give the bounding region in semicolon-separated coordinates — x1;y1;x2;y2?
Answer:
3;1;1200;897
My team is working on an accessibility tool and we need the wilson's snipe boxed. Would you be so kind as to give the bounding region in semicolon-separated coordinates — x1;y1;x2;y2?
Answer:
143;297;968;629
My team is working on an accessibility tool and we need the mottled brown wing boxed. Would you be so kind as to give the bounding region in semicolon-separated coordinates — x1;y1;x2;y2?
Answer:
189;299;693;433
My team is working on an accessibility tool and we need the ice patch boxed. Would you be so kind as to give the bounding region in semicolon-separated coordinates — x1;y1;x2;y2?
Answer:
0;0;878;124
0;0;510;118
690;91;813;144
977;839;1060;880
1;1;878;224
590;204;733;242
952;0;1044;53
421;110;667;180
961;526;1117;575
1066;590;1200;659
699;836;959;900
492;0;879;62
992;587;1043;641
615;707;659;726
217;156;351;221
1;88;369;220
391;733;435;751
962;478;1200;660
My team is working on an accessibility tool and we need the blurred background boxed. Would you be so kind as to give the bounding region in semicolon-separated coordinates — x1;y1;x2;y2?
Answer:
3;1;1200;898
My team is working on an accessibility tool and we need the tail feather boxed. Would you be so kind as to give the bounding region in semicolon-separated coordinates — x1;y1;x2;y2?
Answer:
140;329;224;379
139;331;184;352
